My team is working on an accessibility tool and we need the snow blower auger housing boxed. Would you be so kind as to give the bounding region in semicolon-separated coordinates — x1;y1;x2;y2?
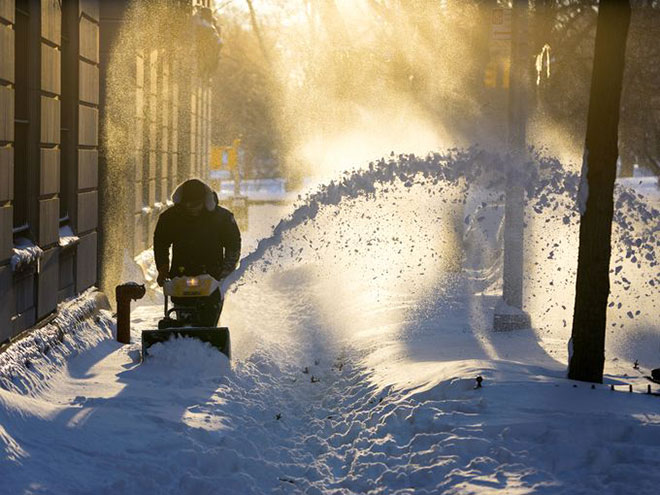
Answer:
141;274;231;359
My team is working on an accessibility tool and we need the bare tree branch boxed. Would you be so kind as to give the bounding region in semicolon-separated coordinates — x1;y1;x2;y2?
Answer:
245;0;272;65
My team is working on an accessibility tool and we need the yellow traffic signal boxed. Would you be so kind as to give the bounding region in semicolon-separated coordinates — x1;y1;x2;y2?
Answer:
483;60;510;89
501;59;510;89
210;147;223;170
484;61;497;88
210;140;240;171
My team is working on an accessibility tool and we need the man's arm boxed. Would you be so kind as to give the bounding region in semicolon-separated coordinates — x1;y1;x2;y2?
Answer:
220;213;241;278
153;213;173;285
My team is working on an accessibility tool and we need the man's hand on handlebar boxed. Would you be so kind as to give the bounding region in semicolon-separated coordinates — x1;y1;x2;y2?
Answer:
218;267;235;281
156;266;169;287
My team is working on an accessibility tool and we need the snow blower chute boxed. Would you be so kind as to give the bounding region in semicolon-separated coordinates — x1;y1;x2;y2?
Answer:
141;275;230;359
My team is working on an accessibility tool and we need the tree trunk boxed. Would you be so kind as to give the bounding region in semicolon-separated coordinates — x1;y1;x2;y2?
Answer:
568;0;631;383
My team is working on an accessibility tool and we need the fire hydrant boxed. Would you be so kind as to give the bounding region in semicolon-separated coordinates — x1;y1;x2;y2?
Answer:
115;283;146;344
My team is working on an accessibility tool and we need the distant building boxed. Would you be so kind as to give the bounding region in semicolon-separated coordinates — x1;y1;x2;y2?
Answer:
98;0;218;300
0;0;219;344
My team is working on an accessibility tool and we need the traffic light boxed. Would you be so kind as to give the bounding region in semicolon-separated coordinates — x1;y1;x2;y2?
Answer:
501;59;510;89
484;61;497;88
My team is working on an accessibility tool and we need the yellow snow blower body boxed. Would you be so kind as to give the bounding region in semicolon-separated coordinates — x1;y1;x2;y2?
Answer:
141;274;230;359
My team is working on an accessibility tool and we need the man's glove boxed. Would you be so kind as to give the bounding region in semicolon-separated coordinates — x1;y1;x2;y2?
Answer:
219;249;240;280
218;266;234;280
218;262;237;280
156;266;169;287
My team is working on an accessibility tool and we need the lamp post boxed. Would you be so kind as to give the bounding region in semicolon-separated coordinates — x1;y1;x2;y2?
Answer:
494;0;531;331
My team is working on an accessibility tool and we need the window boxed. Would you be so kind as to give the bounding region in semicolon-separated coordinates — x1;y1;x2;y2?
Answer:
60;0;75;221
13;0;29;232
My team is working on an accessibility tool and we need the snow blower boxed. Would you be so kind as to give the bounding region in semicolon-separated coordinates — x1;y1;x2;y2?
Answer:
141;274;230;359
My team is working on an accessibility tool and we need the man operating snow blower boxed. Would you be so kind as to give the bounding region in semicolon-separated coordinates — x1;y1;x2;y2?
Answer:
141;179;241;358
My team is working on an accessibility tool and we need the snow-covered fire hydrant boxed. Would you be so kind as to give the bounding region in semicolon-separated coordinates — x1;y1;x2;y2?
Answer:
115;283;146;344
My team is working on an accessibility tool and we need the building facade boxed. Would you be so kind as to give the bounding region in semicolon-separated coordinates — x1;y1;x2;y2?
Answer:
0;0;218;344
0;0;101;343
98;0;217;299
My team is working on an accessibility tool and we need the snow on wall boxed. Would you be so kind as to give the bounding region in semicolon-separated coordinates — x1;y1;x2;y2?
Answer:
10;238;44;272
0;290;115;395
134;249;159;291
577;149;589;215
58;224;80;248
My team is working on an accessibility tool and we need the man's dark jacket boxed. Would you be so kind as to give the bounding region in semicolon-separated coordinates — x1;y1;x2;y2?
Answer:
153;190;241;280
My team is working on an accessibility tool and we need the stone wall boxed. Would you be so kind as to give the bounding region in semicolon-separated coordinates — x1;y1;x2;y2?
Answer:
0;0;100;344
97;0;216;300
0;0;216;341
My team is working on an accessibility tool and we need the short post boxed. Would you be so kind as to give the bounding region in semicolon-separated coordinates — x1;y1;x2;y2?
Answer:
115;283;146;344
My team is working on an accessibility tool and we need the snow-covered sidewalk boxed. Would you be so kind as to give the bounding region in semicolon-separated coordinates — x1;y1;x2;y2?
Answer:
1;275;658;494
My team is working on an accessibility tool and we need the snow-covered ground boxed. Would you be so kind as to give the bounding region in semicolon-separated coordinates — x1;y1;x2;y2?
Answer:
1;150;659;494
218;178;299;203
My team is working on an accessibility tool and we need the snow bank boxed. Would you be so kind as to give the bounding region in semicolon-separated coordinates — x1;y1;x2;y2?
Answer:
218;178;292;202
0;290;114;395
